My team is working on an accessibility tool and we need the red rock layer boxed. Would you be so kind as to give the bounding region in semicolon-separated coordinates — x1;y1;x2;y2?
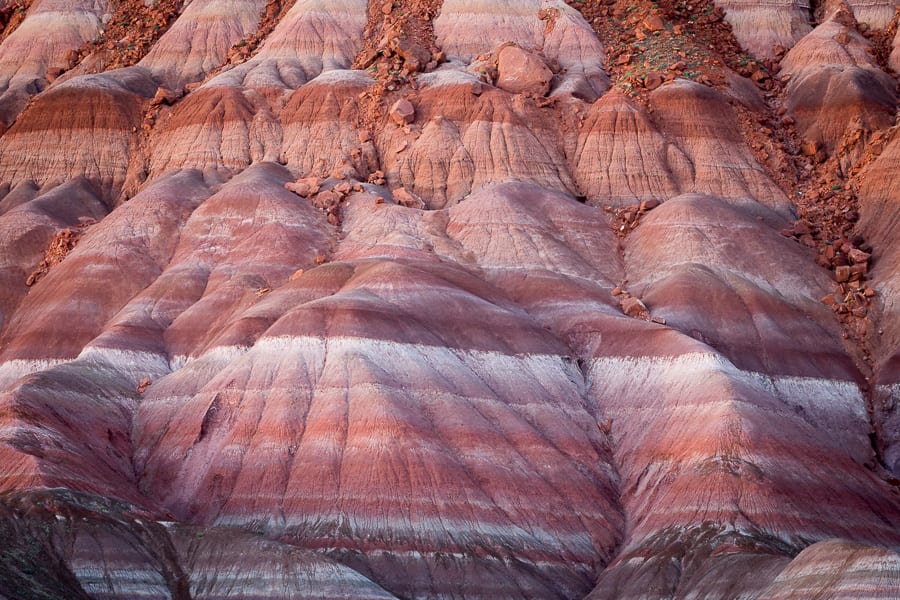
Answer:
147;0;369;179
0;170;622;597
93;162;332;360
0;178;106;358
435;0;543;62
0;68;156;199
137;0;268;91
130;186;625;596
381;77;577;208
714;0;812;58
583;195;900;595
0;353;155;504
147;84;280;177
0;170;212;367
0;1;898;598
858;132;900;477
205;0;367;94
438;186;900;597
573;92;690;206
762;539;900;598
0;0;110;126
434;0;608;100
648;80;790;212
0;489;398;599
781;16;896;169
279;71;372;178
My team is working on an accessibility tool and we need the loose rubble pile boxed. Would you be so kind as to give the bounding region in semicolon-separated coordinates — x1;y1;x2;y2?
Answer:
786;163;885;351
224;0;293;66
566;0;771;99
0;0;30;41
863;9;899;69
779;5;898;358
70;0;182;73
354;0;443;79
25;222;91;287
285;176;361;226
285;172;428;227
353;0;443;133
783;220;876;321
611;285;666;324
604;198;660;238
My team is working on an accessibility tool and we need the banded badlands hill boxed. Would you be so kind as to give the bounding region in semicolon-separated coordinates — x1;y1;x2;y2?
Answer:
1;0;900;598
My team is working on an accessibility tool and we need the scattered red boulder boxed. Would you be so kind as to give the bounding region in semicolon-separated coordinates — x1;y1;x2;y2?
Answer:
389;98;416;125
496;45;554;96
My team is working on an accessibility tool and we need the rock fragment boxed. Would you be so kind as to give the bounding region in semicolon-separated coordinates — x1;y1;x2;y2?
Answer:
620;296;650;320
393;187;426;209
285;177;323;198
496;45;553;96
389;98;416;125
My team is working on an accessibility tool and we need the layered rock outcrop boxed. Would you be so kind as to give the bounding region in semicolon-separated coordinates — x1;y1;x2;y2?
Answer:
714;0;812;58
781;13;896;170
858;131;900;477
1;0;899;598
137;0;268;92
0;0;111;127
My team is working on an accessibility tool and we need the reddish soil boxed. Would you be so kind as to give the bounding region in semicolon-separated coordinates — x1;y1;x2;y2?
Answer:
863;7;900;72
223;0;297;66
566;0;895;369
0;0;30;42
25;224;92;287
352;0;444;134
71;0;184;72
566;0;771;99
604;199;660;240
